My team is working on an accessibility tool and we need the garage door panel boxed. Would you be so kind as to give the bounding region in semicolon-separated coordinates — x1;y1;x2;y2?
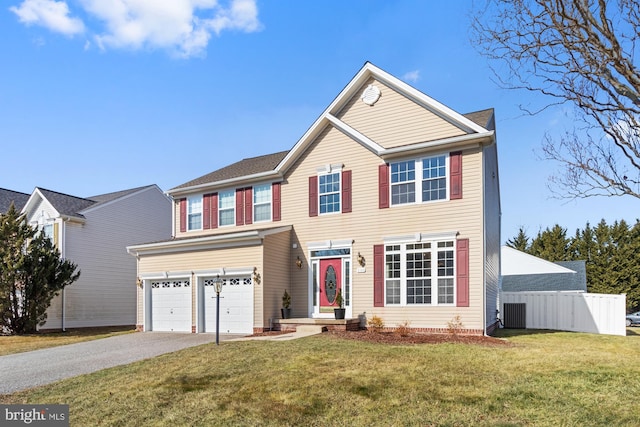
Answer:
151;280;191;332
204;276;253;334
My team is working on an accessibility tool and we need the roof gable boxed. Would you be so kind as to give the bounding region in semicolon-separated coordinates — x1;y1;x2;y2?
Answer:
501;246;576;276
168;62;495;196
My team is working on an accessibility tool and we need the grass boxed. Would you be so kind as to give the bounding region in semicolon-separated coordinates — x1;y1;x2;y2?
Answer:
1;329;639;426
0;326;135;356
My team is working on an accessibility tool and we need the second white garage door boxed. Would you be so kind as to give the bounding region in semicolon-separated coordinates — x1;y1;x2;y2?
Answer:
203;276;253;334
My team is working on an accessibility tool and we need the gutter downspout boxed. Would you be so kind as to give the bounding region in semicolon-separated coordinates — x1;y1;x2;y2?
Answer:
61;218;68;332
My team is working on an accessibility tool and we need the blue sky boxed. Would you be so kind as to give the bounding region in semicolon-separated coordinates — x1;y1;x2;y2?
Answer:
1;0;637;242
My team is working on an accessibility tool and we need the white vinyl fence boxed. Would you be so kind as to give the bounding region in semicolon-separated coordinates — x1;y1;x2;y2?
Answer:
500;291;626;336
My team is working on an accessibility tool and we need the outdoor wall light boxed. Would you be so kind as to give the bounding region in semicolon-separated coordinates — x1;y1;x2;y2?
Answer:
253;267;261;284
136;277;143;288
357;252;366;267
296;256;303;269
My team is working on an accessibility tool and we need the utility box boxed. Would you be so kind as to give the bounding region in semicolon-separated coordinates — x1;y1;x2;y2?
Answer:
503;303;526;329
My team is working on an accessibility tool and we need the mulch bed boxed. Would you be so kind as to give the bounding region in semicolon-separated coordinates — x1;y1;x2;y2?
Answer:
250;329;512;347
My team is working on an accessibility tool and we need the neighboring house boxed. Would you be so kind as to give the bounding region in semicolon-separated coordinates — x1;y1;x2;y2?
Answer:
501;246;587;292
19;185;172;330
127;62;501;335
0;188;30;213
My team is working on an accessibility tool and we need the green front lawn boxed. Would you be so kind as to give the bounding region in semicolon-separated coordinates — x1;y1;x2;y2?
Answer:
0;327;135;356
2;330;639;426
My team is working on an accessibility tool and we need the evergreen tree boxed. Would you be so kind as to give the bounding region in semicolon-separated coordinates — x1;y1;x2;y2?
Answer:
529;225;570;262
506;227;530;251
0;204;80;334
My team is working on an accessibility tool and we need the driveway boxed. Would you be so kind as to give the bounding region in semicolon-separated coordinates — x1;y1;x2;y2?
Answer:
0;332;243;394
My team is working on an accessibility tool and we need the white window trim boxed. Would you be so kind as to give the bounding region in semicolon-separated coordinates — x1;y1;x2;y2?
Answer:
318;170;342;215
389;153;450;207
253;183;272;223
187;195;203;231
218;189;235;227
384;237;456;307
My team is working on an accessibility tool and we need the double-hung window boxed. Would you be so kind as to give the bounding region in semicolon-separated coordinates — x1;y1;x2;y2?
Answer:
218;190;235;226
187;196;202;231
253;184;272;222
319;172;340;214
390;154;447;205
385;240;455;305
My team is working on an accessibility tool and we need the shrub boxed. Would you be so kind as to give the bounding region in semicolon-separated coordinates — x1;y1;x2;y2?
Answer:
394;321;411;337
367;315;385;333
447;315;464;336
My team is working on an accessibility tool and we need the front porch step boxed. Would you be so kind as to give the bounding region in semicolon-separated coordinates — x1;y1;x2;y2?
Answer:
295;325;326;334
272;317;361;332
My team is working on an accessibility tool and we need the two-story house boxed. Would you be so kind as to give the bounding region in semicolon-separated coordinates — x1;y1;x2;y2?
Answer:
127;62;501;335
16;185;172;330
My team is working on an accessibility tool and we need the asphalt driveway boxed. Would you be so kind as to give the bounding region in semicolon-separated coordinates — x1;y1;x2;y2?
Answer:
0;332;243;394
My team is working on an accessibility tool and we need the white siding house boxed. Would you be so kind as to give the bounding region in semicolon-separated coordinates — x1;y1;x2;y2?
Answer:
21;185;172;330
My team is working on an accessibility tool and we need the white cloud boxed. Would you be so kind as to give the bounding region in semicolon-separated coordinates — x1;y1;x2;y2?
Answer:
10;0;85;36
402;69;420;83
10;0;261;58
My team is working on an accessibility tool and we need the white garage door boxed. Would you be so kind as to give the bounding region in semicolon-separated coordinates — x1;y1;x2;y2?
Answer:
150;279;191;332
204;276;253;334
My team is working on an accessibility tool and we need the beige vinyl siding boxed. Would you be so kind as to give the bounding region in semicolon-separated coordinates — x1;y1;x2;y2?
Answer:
261;231;291;328
138;245;264;329
336;77;467;149
44;187;171;329
279;123;486;331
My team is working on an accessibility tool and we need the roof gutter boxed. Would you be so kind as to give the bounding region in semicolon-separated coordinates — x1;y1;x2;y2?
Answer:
127;225;292;256
167;170;283;198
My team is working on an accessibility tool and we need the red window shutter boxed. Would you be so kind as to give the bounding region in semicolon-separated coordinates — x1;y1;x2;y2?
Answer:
456;238;469;307
244;187;253;225
236;188;244;226
378;164;389;209
342;170;352;213
211;193;219;229
450;151;462;200
373;244;385;307
272;182;281;221
309;176;318;217
179;198;186;232
203;194;211;230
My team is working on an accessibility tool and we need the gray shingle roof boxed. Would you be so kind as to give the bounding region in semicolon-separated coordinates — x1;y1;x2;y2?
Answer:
36;185;156;218
88;185;155;204
171;151;289;191
502;260;588;292
463;109;494;129
37;188;96;218
0;188;30;214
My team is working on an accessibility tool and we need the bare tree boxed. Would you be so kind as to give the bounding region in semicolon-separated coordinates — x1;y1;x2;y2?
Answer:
471;0;640;199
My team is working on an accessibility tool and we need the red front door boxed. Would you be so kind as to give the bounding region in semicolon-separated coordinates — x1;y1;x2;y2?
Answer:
320;258;342;314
